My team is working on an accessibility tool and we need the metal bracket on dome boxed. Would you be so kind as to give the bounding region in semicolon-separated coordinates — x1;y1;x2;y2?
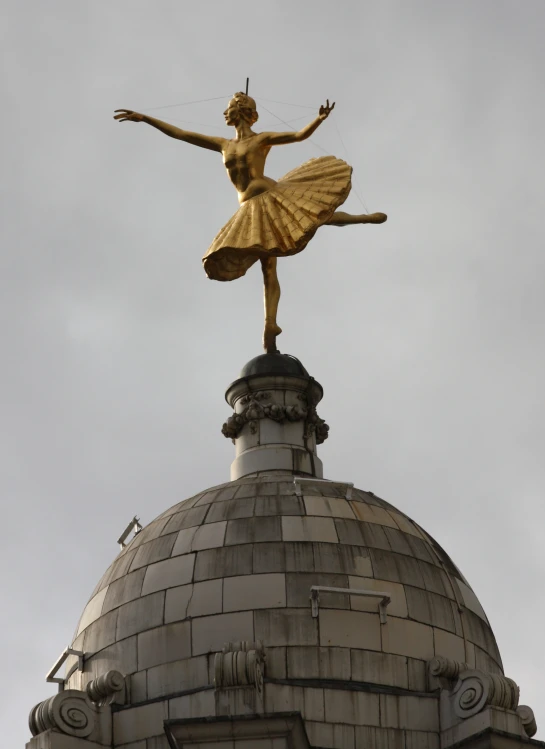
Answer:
294;477;353;499
310;586;391;624
117;515;143;549
46;646;85;691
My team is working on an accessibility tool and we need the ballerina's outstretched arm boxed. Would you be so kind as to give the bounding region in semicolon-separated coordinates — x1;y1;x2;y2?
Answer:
260;100;335;147
113;110;226;153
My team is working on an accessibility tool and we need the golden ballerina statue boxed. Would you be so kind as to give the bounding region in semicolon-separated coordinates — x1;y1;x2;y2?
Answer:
114;93;387;352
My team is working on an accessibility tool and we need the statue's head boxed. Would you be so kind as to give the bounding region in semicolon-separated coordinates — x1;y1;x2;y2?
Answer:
224;93;259;127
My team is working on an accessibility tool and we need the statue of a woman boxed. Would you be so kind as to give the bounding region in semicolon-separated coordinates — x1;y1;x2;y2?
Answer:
114;93;387;352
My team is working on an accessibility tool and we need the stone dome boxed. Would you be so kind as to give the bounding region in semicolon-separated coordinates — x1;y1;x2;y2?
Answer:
66;472;502;745
60;356;509;748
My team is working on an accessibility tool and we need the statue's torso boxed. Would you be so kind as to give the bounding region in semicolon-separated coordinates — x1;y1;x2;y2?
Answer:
222;135;277;204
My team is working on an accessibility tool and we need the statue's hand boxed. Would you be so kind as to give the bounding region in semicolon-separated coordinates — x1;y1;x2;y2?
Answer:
318;100;335;120
113;109;144;123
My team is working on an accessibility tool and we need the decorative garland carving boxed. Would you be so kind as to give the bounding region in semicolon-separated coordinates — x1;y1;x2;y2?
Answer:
222;391;329;444
29;690;95;738
214;640;265;696
29;671;125;738
517;705;537;738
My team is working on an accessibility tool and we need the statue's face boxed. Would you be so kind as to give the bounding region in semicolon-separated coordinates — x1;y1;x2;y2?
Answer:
224;99;241;126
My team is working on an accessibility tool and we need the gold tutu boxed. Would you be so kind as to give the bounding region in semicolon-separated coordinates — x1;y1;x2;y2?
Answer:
203;155;352;281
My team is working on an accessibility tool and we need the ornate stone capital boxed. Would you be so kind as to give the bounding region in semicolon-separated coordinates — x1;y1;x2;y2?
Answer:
29;671;124;739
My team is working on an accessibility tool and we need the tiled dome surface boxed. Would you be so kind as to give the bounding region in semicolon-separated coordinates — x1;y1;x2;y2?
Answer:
67;473;502;741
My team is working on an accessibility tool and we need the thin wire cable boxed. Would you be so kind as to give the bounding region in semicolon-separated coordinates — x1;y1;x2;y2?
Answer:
331;116;370;213
256;100;330;156
257;97;316;110
140;95;230;113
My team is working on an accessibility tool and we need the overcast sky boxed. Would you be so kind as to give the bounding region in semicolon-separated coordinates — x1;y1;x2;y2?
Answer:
2;1;544;745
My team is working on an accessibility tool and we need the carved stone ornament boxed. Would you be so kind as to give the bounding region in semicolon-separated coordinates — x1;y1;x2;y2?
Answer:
451;670;520;719
517;705;538;738
29;671;124;738
222;390;329;444
214;640;265;696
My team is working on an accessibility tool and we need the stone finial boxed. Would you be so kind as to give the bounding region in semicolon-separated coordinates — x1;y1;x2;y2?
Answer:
517;705;538;738
214;640;265;695
429;656;469;681
86;670;125;705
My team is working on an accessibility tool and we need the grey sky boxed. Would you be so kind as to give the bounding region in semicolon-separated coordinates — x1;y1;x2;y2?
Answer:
2;1;544;744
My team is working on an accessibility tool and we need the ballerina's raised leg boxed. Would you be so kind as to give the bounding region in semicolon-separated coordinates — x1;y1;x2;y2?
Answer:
261;257;282;353
326;211;387;226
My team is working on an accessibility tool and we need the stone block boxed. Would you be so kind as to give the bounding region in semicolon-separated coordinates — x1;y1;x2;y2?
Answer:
77;587;108;634
86;635;138;677
265;683;324;722
313;544;372;576
408;657;427;691
433;628;466;662
224;573;286;611
305;721;355;749
102;548;138;589
419;562;450;596
188;578;223;617
370;549;426;589
147;655;209;698
205;498;256;523
286;572;350;609
128;516;170;550
255;496;305;516
255;608;318;646
266;646;287;678
351;649;408;688
333;519;366;546
355;726;405;749
387;511;425;539
129;533;178;571
163;505;209;532
141;554;195;596
282;516;338;543
406;535;437;565
319;609;381;650
350;502;399;528
130;670;147;703
303;496;356;519
324;688;380;726
102;568;146;614
381;617;434;660
168;688;216;718
287;646;351;680
405;587;456;632
380;693;439;731
138;621;191;670
190;521;227;551
165;584;193;623
191;611;254;655
361;522;392;550
405;731;440;749
113;701;168;744
83;608;118;654
383;527;413;556
455;578;489;622
116;591;165;640
225;516;282;545
171;526;198;556
348;575;408;618
194;544;253;581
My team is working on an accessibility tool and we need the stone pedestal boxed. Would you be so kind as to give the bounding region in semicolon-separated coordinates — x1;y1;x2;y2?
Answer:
222;354;328;480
